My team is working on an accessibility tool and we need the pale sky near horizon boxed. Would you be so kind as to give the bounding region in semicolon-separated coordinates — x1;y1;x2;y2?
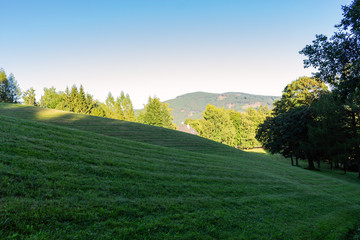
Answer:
0;0;353;108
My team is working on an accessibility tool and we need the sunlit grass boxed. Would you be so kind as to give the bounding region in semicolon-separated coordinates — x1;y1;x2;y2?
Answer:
242;148;267;154
1;103;360;239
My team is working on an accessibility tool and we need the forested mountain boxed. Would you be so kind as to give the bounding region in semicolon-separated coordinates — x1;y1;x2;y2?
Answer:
165;92;279;125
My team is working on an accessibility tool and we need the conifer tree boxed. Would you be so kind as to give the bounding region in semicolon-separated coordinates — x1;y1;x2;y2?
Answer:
77;85;87;113
120;91;135;122
7;74;21;103
85;94;96;114
104;92;122;119
0;69;9;102
0;69;21;103
69;85;79;112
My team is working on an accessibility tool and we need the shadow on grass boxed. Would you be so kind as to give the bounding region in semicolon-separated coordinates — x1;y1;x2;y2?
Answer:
0;103;243;156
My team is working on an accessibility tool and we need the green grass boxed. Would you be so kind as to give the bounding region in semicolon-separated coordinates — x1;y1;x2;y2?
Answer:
1;103;360;239
0;103;238;155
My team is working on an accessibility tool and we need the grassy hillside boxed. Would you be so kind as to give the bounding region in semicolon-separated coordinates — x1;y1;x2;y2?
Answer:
164;92;280;125
0;103;238;155
1;103;360;239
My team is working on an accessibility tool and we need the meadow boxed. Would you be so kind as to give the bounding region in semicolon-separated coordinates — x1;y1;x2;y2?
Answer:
1;103;360;239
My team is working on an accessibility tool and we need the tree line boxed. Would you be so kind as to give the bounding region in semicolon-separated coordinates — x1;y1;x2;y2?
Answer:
0;69;175;130
257;0;360;178
186;104;271;148
1;67;269;146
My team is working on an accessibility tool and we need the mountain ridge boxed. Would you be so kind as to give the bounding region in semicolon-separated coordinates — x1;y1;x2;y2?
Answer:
164;91;280;125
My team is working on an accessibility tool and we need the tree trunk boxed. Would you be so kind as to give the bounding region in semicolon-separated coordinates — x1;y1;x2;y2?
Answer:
290;156;294;166
330;159;333;170
308;157;315;170
351;111;360;178
355;144;360;178
295;157;299;166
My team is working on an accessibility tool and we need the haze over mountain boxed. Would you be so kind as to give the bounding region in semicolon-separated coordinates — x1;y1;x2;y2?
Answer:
165;91;280;125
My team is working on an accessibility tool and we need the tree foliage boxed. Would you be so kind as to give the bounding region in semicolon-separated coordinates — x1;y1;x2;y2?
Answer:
256;77;327;169
39;85;104;117
307;93;351;171
0;69;21;103
300;0;360;177
229;106;271;149
103;91;136;121
40;87;63;109
273;76;328;116
186;104;270;148
23;88;36;106
137;96;176;130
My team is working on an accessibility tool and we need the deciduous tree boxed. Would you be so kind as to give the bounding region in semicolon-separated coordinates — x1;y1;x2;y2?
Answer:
300;0;360;177
23;88;36;106
137;96;176;129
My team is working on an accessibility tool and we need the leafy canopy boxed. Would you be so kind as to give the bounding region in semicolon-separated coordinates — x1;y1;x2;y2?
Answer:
137;96;176;130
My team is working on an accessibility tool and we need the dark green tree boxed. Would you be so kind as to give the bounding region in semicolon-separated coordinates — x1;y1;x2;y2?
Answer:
300;0;360;177
84;94;96;114
69;85;79;112
256;77;327;168
77;85;87;113
257;106;314;168
307;93;351;172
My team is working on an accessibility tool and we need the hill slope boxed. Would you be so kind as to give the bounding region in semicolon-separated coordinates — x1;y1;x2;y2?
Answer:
0;103;238;155
1;104;360;239
164;92;280;125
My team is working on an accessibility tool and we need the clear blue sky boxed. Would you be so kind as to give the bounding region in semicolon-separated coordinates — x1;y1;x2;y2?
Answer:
0;0;352;108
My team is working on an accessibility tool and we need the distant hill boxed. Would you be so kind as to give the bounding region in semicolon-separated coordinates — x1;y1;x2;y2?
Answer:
164;92;280;125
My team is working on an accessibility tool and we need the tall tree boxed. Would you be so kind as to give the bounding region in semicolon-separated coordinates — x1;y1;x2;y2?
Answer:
77;85;87;113
119;91;135;122
300;0;360;177
69;85;79;112
307;93;350;172
0;69;9;102
273;76;328;116
0;69;21;103
85;93;96;114
256;77;327;169
137;96;176;129
187;104;236;146
7;74;21;103
104;92;123;120
23;88;36;106
40;87;62;109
